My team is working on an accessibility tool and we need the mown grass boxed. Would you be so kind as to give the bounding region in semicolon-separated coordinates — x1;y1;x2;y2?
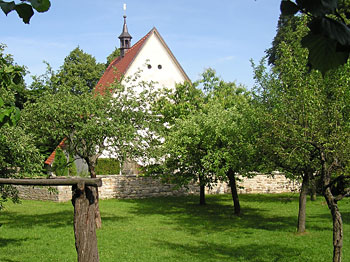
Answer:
0;193;349;262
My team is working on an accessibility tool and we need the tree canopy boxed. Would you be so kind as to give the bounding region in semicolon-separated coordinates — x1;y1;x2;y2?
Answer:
254;12;350;261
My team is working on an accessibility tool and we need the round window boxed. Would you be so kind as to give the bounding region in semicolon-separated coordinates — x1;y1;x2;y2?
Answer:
158;64;162;69
147;64;152;69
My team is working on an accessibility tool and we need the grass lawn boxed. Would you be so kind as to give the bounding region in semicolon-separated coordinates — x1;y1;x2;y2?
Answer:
0;193;349;262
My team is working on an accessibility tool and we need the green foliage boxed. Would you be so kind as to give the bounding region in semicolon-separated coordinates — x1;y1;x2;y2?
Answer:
0;97;20;128
253;15;323;178
0;45;42;209
56;47;105;94
106;47;121;67
68;152;77;176
154;82;204;139
52;147;68;177
279;0;350;75
0;44;27;128
0;0;50;24
95;158;120;175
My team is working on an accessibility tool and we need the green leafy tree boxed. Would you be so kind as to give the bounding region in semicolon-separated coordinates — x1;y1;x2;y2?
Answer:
200;73;257;216
254;13;350;261
0;0;50;24
27;48;106;160
254;15;322;233
0;46;42;210
148;80;209;205
23;75;158;228
148;70;257;213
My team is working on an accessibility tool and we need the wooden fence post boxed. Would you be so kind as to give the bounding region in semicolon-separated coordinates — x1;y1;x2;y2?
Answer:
72;182;99;262
0;178;102;262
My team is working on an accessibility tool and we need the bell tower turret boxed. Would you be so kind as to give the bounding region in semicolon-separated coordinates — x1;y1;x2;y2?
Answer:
119;14;132;57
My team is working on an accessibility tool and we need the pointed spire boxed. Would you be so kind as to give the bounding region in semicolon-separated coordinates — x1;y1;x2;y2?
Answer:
119;13;132;57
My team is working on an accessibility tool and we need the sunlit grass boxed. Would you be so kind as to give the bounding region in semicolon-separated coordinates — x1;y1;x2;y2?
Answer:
0;193;349;261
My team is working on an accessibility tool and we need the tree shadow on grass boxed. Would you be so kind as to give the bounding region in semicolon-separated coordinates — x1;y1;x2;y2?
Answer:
0;259;21;262
1;210;73;229
0;237;37;248
237;193;299;204
1;210;128;229
309;211;350;226
152;239;304;262
116;195;300;235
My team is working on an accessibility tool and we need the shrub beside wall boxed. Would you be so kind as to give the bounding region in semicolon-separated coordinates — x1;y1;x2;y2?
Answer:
68;153;78;176
96;158;120;175
52;147;68;176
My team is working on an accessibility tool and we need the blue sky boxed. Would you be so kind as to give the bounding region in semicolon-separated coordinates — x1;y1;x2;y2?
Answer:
1;0;281;89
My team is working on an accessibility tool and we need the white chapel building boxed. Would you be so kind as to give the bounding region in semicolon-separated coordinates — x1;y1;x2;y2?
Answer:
95;15;189;94
45;15;190;174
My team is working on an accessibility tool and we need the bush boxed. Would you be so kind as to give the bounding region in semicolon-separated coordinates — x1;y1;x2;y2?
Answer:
52;147;68;176
95;158;120;175
68;153;78;176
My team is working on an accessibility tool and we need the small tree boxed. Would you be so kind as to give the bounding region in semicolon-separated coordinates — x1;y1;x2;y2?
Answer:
52;147;68;176
148;69;257;213
253;14;324;233
56;47;105;94
200;79;257;216
68;152;78;176
23;75;158;228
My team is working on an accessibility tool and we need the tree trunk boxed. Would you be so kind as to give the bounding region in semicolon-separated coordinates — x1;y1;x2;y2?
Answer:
227;169;241;216
72;182;99;262
324;187;343;262
87;159;102;229
199;175;206;205
321;153;343;262
297;172;309;233
309;177;317;201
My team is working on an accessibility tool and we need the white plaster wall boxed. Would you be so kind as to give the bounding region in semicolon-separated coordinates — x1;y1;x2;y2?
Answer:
100;31;187;160
124;32;187;92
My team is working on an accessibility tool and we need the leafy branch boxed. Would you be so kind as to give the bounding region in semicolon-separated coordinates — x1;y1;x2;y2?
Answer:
0;0;50;24
281;0;350;75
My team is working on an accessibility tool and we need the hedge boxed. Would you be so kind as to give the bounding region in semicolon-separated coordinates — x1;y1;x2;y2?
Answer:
95;158;120;175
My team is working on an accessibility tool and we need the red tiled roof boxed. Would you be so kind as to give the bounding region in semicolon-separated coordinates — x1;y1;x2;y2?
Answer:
94;28;153;95
44;138;67;166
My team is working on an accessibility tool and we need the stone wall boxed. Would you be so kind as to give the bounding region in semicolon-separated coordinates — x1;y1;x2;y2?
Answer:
15;174;299;202
99;175;199;199
238;173;299;194
15;185;72;202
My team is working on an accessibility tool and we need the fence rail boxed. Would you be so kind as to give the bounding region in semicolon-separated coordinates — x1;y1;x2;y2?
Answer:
0;178;102;187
